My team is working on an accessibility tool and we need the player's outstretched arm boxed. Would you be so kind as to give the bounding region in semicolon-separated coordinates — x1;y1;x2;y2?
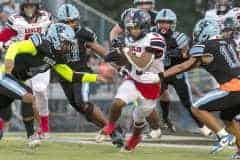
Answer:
164;57;198;78
53;64;109;83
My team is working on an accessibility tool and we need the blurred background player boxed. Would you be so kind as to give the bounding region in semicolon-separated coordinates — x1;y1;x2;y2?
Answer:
103;9;165;151
110;0;157;41
56;4;110;136
0;0;52;141
152;9;211;135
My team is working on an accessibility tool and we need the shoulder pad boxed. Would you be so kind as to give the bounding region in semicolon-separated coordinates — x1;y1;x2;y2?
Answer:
148;32;166;51
30;33;43;47
172;31;189;49
7;14;25;31
76;27;97;42
189;44;206;57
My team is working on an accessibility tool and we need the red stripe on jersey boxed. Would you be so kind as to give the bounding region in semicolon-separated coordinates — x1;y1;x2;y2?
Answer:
0;27;17;42
151;38;164;41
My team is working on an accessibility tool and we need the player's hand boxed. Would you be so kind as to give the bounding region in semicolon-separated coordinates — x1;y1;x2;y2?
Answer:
96;74;112;83
5;59;14;74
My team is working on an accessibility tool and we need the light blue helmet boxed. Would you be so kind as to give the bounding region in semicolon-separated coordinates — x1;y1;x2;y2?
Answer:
45;23;75;50
193;18;221;43
57;4;80;22
155;9;177;31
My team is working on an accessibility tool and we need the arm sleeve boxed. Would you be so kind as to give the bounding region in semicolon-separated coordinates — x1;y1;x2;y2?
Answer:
5;40;37;61
53;64;98;83
0;27;17;42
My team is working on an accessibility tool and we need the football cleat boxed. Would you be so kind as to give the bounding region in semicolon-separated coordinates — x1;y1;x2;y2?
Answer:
162;118;176;133
110;131;124;148
210;134;235;154
28;133;41;148
231;151;240;160
124;135;142;151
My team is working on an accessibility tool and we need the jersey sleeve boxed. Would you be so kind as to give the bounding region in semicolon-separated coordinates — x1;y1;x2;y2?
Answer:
172;32;189;49
53;64;98;83
76;27;97;42
6;14;24;32
5;40;37;61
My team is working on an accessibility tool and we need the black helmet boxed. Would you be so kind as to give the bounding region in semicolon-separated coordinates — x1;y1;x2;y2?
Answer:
124;9;151;35
20;0;40;18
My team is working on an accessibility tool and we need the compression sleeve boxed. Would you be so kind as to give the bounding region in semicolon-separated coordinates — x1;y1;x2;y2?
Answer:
53;64;97;83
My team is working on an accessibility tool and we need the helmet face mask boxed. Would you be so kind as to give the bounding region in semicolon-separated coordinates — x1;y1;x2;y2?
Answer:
155;9;177;34
21;0;40;18
157;20;174;35
124;9;151;39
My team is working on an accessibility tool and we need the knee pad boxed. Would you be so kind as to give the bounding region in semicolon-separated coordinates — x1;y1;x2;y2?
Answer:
21;102;34;120
0;106;12;122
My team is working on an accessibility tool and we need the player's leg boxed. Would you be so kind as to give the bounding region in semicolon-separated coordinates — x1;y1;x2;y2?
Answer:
173;73;211;135
103;80;139;135
159;79;175;132
220;106;240;159
0;74;40;147
191;90;239;153
123;99;157;151
0;97;13;139
28;71;50;138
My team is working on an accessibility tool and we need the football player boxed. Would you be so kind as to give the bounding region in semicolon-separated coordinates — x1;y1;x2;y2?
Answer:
1;23;109;147
0;0;52;140
152;9;212;135
56;4;109;133
164;18;240;158
103;9;165;151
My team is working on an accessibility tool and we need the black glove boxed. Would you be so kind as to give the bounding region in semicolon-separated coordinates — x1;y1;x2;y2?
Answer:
105;48;128;66
111;36;125;48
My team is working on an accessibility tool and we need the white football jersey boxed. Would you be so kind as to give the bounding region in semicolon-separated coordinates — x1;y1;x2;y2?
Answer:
124;32;166;84
7;10;52;41
205;7;240;29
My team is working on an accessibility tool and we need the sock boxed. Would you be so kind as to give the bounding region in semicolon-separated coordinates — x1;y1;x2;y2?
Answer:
40;116;49;133
216;128;228;138
23;119;34;138
160;101;170;121
0;118;4;130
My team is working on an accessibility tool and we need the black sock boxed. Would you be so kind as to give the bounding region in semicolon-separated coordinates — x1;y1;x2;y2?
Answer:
23;119;34;138
160;101;170;121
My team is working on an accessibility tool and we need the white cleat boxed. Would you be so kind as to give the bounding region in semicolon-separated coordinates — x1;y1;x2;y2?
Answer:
95;130;106;143
200;125;213;137
149;128;162;139
28;134;41;148
39;132;50;140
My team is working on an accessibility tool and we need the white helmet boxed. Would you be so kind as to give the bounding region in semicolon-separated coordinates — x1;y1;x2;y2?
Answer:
57;4;80;22
155;9;177;32
193;18;221;43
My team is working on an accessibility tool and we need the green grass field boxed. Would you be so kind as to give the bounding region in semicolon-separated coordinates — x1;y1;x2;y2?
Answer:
0;135;235;160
